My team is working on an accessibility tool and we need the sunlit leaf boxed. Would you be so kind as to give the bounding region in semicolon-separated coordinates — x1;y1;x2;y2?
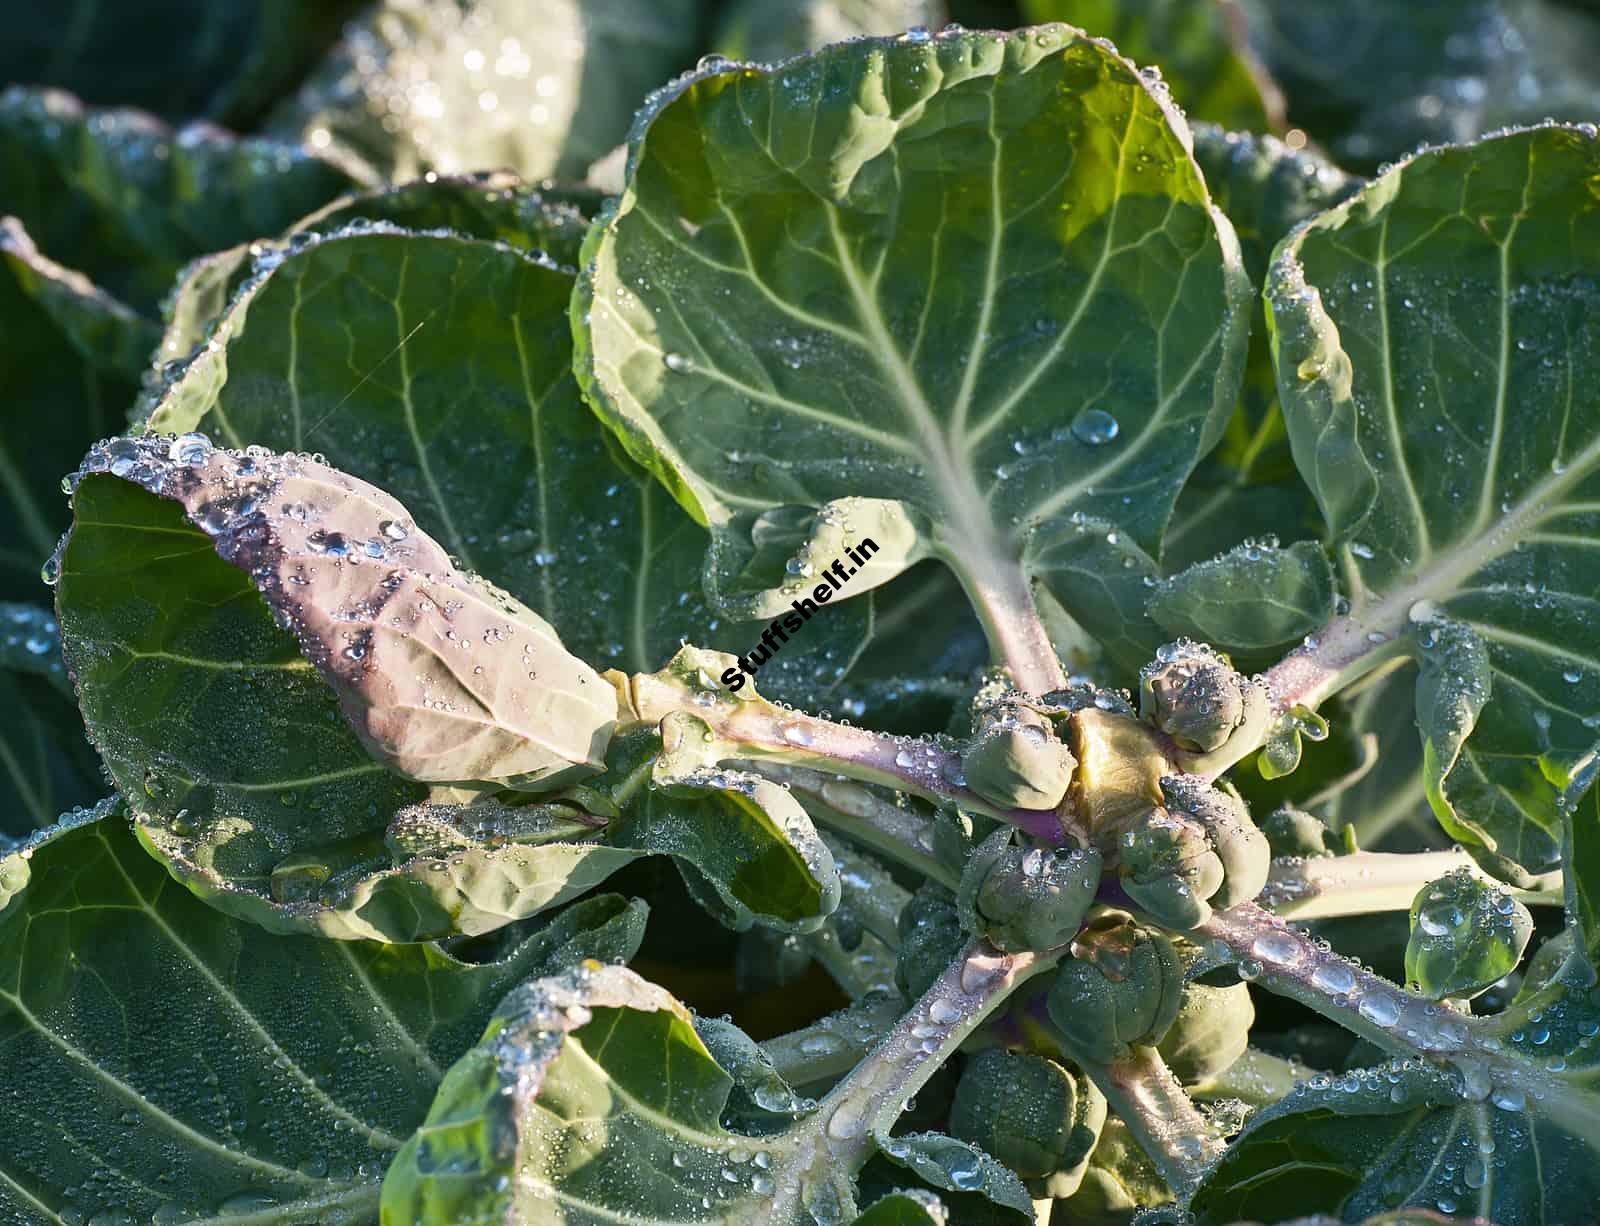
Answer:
1268;124;1600;882
715;0;945;62
575;28;1250;656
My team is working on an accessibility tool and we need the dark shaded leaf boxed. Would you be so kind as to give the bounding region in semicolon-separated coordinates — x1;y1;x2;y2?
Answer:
0;802;645;1224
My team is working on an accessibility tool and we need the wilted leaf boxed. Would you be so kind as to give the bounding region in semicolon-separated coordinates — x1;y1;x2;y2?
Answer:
715;0;946;62
0;86;356;313
0;801;645;1223
272;0;706;184
1269;125;1600;882
1023;0;1283;131
0;603;101;838
144;224;872;699
575;29;1249;654
0;216;157;600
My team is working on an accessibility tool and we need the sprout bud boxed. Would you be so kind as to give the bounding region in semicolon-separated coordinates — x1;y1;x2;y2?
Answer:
949;1049;1107;1185
1046;911;1183;1063
962;704;1076;811
959;828;1103;952
1159;776;1270;910
1138;642;1270;775
1156;980;1253;1084
896;883;966;999
1117;811;1224;929
1262;805;1342;858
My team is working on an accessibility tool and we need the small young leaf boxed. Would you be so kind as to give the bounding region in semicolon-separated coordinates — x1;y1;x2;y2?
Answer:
1405;867;1533;1000
1149;538;1335;653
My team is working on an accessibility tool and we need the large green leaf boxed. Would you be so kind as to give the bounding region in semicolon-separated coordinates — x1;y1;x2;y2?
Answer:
381;960;929;1224
0;603;101;839
715;0;946;63
1267;124;1600;883
0;217;157;601
0;1;365;126
144;224;871;699
0;802;646;1224
55;442;837;941
271;0;707;185
1241;0;1600;169
575;28;1250;661
0;86;356;314
1022;0;1284;131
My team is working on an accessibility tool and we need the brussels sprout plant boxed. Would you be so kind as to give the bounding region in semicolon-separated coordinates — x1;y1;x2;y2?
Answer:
4;1;1600;1224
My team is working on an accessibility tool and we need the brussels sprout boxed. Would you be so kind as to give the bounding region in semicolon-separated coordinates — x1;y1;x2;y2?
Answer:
962;704;1076;811
1406;868;1533;1001
1156;981;1254;1084
1046;912;1184;1064
1159;776;1270;910
1138;642;1270;774
958;828;1103;953
949;1049;1107;1187
1262;806;1343;859
896;883;966;1000
1117;811;1225;929
1068;708;1170;840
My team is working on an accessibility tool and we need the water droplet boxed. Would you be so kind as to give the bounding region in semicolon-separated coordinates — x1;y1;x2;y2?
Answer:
1358;993;1400;1027
1251;929;1303;967
1069;407;1119;446
1311;962;1357;994
928;999;960;1026
663;352;693;373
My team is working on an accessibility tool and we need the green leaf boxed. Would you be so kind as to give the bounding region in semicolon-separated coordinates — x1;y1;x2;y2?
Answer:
850;1190;953;1224
1191;1041;1600;1225
715;0;946;63
1405;866;1533;1000
1149;537;1334;653
1162;125;1361;573
0;217;157;600
0;86;356;313
0;603;102;838
382;961;864;1223
271;0;706;184
0;801;646;1224
575;29;1250;650
0;2;365;126
1268;124;1600;881
144;224;872;700
1021;0;1284;131
1243;0;1600;170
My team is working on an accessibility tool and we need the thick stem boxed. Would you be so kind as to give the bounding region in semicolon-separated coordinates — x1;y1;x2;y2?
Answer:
809;941;1056;1170
1198;903;1476;1057
749;762;957;889
630;670;1074;843
1261;612;1408;716
1261;850;1564;919
948;549;1069;696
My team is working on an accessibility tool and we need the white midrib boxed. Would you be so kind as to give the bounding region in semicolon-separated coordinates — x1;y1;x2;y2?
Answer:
820;207;1011;589
1273;422;1600;710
